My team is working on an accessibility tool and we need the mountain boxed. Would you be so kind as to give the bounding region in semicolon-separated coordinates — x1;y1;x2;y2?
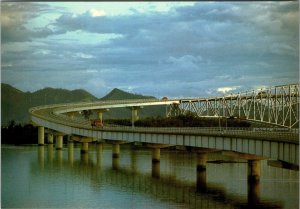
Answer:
1;83;98;124
100;88;155;100
1;84;166;125
100;88;165;120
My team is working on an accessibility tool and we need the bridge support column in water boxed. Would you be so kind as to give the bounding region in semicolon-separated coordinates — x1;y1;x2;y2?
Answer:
56;135;63;150
47;133;54;144
81;142;89;154
196;152;208;192
152;148;160;163
147;144;173;178
248;160;260;183
38;126;44;146
248;176;261;207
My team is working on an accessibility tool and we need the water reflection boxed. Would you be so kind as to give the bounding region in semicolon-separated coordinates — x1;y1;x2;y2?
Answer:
31;144;292;209
80;152;89;164
47;144;54;164
96;143;103;167
68;141;74;166
152;161;160;178
38;146;44;169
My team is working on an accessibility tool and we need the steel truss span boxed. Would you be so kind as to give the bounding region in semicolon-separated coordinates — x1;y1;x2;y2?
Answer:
167;84;299;128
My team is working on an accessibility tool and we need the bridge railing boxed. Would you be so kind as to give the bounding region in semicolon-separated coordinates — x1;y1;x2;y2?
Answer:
98;125;299;143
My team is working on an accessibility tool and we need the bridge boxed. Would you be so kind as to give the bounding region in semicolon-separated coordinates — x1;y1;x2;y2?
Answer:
29;84;299;186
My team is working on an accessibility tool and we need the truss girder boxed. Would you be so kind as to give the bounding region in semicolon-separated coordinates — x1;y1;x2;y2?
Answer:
175;84;299;128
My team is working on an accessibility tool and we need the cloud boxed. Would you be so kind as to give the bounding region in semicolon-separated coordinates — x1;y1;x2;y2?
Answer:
1;2;298;98
217;86;240;94
88;9;106;17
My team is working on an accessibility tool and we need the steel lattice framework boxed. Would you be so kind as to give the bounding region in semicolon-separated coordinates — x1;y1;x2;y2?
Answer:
167;84;299;128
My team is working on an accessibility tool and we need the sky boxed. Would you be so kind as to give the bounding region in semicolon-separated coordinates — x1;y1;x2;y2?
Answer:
1;2;299;98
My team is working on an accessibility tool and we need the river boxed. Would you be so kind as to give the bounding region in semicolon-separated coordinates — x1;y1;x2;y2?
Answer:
1;144;298;209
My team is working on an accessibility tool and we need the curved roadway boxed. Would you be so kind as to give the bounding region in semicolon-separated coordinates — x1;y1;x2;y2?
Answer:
29;99;298;143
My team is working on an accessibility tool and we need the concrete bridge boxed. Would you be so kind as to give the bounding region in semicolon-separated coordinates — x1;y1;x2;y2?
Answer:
30;83;299;185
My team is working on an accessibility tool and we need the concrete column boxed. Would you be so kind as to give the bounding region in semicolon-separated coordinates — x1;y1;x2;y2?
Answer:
81;142;89;154
47;144;54;164
128;106;143;127
97;109;109;123
68;141;74;165
38;126;44;145
248;179;260;206
112;143;120;158
56;135;63;150
248;160;260;183
98;112;103;123
47;133;54;144
196;153;207;192
152;148;160;163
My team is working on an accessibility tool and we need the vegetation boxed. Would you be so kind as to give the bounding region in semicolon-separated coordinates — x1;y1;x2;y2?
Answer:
1;83;98;124
105;113;251;127
1;121;38;144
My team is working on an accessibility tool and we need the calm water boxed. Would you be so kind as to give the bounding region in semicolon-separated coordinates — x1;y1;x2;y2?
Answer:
1;144;299;209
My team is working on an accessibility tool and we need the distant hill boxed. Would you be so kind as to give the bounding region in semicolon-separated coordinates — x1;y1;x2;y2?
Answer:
1;84;166;125
1;83;98;124
100;88;165;120
100;88;155;100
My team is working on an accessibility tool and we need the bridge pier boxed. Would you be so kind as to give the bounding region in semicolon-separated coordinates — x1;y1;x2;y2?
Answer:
248;178;260;207
56;135;63;150
147;144;173;178
248;160;261;183
128;106;143;127
196;152;208;192
152;148;160;163
112;143;120;158
81;142;89;154
47;133;54;144
38;126;44;145
96;109;109;124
